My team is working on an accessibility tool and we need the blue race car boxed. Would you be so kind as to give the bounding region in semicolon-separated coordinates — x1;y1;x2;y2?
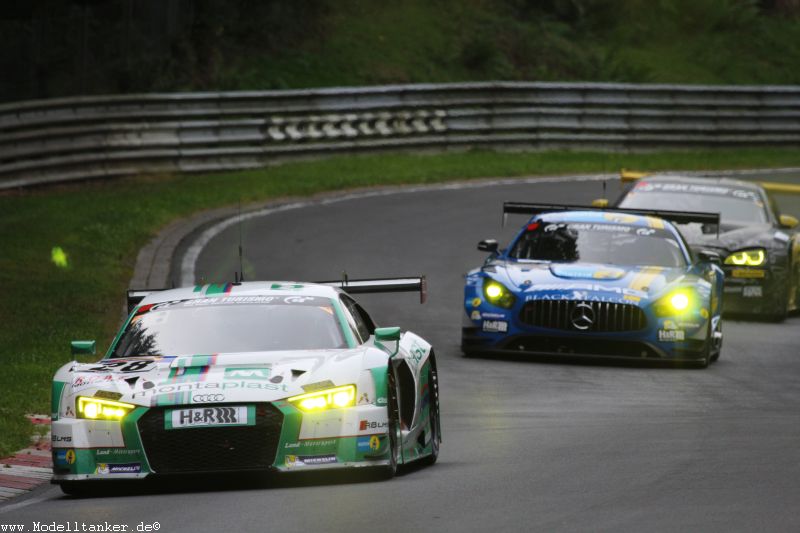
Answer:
462;203;725;367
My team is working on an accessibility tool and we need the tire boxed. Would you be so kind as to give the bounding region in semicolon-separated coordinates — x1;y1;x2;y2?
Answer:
695;319;712;369
379;365;400;480
420;362;440;467
709;318;722;363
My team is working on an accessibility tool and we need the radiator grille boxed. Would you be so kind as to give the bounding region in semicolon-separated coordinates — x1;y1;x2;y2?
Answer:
519;300;647;332
137;403;283;474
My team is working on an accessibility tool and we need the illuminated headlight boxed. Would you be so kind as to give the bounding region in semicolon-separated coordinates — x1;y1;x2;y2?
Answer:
77;397;135;420
483;280;516;309
287;385;356;412
654;289;695;316
724;249;765;266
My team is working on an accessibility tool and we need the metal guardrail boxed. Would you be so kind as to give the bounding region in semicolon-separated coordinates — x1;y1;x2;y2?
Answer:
2;82;800;189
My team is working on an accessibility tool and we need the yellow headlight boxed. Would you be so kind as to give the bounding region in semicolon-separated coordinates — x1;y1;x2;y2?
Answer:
670;292;689;311
76;397;135;420
287;385;356;412
724;249;765;266
654;289;695;316
485;284;503;298
483;280;516;309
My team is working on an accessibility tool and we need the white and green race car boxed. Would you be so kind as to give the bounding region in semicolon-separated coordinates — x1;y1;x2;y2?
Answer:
51;278;440;494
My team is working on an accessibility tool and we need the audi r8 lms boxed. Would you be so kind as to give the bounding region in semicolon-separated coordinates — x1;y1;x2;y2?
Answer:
605;174;800;320
51;278;441;494
462;204;724;367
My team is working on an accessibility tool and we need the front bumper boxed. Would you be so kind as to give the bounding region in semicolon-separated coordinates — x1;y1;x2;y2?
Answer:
721;265;787;316
51;402;391;481
462;328;709;363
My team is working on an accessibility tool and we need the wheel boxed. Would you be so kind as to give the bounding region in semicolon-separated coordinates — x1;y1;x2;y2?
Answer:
709;319;722;363
420;361;440;466
379;365;400;479
695;319;712;369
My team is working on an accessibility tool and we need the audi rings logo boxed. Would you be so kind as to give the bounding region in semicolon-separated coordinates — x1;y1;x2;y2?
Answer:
192;394;225;403
570;302;595;330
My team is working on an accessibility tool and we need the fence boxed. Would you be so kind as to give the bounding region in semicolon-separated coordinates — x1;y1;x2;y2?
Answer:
2;82;800;189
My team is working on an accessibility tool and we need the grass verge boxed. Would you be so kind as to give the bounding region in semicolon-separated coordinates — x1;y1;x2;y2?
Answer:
2;147;800;456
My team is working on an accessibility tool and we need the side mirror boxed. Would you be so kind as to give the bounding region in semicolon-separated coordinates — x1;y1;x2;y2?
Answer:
375;327;401;342
591;198;609;208
696;250;721;266
374;327;401;357
779;214;799;229
477;239;499;253
71;340;96;356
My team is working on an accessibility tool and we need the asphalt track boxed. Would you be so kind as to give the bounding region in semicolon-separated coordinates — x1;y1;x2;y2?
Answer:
3;172;800;532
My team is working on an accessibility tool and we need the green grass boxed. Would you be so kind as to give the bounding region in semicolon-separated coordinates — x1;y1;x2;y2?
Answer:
3;147;800;456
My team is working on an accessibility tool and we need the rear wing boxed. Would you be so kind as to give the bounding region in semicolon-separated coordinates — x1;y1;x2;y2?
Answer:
760;181;800;194
502;202;720;228
316;276;427;304
126;289;169;314
620;169;649;182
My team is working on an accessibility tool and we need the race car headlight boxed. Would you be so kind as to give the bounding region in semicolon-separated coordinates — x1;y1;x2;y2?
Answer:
77;397;135;420
483;280;516;309
724;249;765;266
654;289;695;316
287;385;356;412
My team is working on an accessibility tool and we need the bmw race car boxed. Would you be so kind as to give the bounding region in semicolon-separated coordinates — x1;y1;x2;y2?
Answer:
462;204;724;367
602;173;800;320
51;278;440;494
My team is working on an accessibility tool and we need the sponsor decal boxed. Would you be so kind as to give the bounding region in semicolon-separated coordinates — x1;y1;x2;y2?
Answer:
357;435;382;452
95;449;139;457
131;380;288;399
376;396;387;406
774;231;790;243
84;360;156;374
731;269;766;279
471;298;482;308
54;449;76;466
658;330;685;342
525;283;647;299
360;420;388;431
470;310;482;321
65;406;75;418
302;380;336;393
743;286;763;298
224;368;270;380
52;434;72;444
662;320;677;330
94;390;123;401
284;296;315;304
357;393;371;405
96;463;141;475
724;286;742;294
191;393;225;403
481;312;506;319
634;182;761;202
482;320;508;333
166;405;253;429
408;341;426;365
286;455;338;467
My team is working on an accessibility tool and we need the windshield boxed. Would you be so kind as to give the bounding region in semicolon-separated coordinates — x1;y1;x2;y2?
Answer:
509;221;687;267
619;182;768;224
111;295;346;357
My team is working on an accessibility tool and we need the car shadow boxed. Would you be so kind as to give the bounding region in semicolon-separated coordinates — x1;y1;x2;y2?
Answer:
57;467;412;499
465;351;706;370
